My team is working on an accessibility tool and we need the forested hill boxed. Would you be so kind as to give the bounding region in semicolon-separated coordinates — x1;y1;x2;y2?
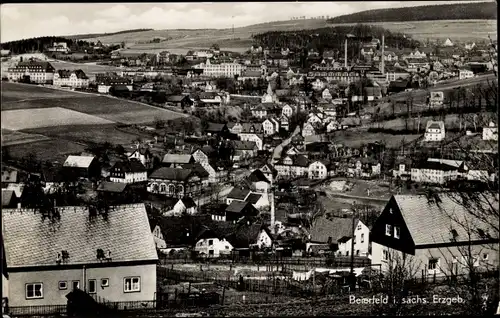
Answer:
252;25;420;53
65;28;154;40
327;2;497;24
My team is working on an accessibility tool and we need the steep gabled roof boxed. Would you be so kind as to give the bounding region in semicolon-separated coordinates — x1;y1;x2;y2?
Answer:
162;154;193;165
63;155;95;169
2;204;158;268
149;167;195;181
392;193;498;246
97;181;127;193
246;169;270;184
227;187;251;201
112;159;146;173
226;200;256;214
1;190;15;207
309;216;353;244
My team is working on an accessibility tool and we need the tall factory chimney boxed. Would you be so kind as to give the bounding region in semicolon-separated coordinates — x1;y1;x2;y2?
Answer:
344;38;348;69
381;35;385;75
269;178;276;233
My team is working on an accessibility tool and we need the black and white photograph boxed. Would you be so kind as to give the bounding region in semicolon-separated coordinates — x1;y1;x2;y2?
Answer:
0;1;498;316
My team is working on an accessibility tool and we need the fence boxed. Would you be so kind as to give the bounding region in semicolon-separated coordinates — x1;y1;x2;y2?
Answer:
159;255;371;270
8;304;67;317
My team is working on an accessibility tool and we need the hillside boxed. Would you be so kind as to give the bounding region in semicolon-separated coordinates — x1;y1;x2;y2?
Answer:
64;28;154;40
326;2;497;24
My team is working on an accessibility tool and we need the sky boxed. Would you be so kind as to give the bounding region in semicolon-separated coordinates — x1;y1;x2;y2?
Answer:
0;1;493;42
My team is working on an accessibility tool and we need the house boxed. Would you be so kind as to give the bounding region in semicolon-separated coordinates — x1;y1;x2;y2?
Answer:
308;160;333;180
279;115;290;131
109;160;147;184
2;203;158;306
429;91;444;108
302;122;318;137
392;161;412;180
274;155;310;179
371;194;498;278
245;193;269;209
148;167;203;198
340;117;361;129
258;164;278;184
205;123;230;137
262;118;276;136
251;104;268;119
228;122;243;135
63;155;100;180
96;77;132;94
96;181;128;197
337;219;371;257
306;216;354;255
424;121;446;142
7;61;55;84
150;220;167;250
162;154;194;168
164;197;197;216
226;187;251;205
459;69;474;80
245;169;271;193
191;146;218;183
326;120;341;132
53;69;89;88
312;78;326;91
482;122;498;141
281;104;294;118
227;224;274;253
165;95;193;108
232;141;258;162
443;38;454;47
410;161;459;184
194;227;233;258
128;147;154;170
225;201;260;222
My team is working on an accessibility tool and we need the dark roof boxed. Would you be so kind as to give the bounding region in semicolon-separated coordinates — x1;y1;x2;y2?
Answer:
232;140;257;150
246;169;270;183
97;181;127;193
112;159;146;173
245;193;262;204
149;167;195;181
309;216;353;244
181;163;210;178
155;215;212;246
166;95;188;102
3;204;158;267
56;69;88;79
227;187;251;200
226;201;255;214
206;123;227;133
162;154;193;164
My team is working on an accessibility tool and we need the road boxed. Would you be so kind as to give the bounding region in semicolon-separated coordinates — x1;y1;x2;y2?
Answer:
271;125;301;162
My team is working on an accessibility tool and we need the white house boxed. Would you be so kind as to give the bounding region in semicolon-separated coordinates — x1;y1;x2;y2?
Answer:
194;229;233;258
337;219;370;257
302;122;317;137
443;38;454;47
109;160;147;184
239;133;263;151
482;122;498;141
326;120;341;133
253;228;274;249
410;161;459;184
424;121;446;142
308;161;330;180
459;69;474;80
150;222;167;250
307;112;323;125
312;78;326;91
53;69;89;88
164;198;197;216
282;104;294;118
262;118;277;136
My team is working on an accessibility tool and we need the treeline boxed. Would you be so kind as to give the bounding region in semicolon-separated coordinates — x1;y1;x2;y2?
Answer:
251;25;420;55
326;2;497;24
1;36;90;54
67;28;154;40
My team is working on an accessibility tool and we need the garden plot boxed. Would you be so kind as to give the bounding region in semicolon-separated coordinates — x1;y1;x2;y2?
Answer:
1;107;114;131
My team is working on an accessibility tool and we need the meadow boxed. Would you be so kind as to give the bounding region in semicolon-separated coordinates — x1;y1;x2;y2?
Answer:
79;19;496;54
1;129;50;146
1;107;115;130
329;129;422;148
5;139;86;164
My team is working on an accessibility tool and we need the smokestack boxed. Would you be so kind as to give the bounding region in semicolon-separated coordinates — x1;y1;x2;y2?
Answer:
381;35;385;75
269;180;275;233
344;38;348;69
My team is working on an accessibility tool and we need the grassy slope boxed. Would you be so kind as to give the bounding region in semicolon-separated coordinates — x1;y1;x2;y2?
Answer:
78;18;496;55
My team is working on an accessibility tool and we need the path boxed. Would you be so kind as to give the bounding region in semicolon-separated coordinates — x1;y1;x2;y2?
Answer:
271;125;301;162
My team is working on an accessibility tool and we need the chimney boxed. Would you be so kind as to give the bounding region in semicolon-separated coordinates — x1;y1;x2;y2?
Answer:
344;38;348;69
381;35;385;75
269;181;276;233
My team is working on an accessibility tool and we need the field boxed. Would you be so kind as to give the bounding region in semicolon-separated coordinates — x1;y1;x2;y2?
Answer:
1;107;114;130
1;82;187;163
48;61;122;80
1;129;50;146
78;19;496;54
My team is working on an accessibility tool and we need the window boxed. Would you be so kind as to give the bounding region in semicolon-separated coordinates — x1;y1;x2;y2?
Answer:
483;253;489;261
72;281;80;290
394;226;401;239
124;277;141;293
208;240;214;246
88;279;97;294
353;236;356;244
58;281;67;290
428;258;440;273
357;225;362;230
26;283;43;299
385;224;392;236
361;233;365;243
383;250;388;261
101;278;109;287
346;251;349;256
